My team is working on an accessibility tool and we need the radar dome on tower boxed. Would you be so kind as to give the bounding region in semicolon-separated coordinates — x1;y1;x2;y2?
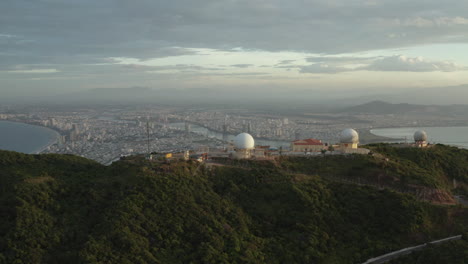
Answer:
234;133;255;150
414;130;428;142
340;128;359;144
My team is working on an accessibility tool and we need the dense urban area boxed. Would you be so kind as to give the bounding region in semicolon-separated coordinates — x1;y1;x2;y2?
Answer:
1;101;467;164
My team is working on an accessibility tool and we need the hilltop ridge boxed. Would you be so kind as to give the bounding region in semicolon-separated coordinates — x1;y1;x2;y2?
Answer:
0;145;467;263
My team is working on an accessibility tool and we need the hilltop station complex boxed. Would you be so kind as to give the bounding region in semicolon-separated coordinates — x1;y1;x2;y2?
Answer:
148;129;430;162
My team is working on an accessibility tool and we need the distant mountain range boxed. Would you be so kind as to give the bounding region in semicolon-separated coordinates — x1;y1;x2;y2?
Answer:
339;101;422;114
338;85;468;106
49;84;468;107
3;84;468;111
338;100;468;115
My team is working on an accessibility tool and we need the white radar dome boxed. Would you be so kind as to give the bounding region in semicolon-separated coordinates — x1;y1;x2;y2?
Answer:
234;133;255;149
414;130;428;142
340;128;359;144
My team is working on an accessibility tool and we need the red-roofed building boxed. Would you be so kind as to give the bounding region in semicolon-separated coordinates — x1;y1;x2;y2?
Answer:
291;138;325;152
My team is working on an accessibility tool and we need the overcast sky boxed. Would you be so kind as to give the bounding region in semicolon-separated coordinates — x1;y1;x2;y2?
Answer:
1;0;468;98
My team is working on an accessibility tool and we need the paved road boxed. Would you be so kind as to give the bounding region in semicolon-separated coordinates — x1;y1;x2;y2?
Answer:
362;235;462;264
454;195;468;206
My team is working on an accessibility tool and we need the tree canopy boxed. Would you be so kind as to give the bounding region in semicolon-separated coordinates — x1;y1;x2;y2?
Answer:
0;146;467;264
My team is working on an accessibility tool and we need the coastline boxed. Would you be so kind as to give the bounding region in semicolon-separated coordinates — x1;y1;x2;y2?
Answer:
0;120;62;154
356;128;403;144
368;126;468;149
32;129;60;154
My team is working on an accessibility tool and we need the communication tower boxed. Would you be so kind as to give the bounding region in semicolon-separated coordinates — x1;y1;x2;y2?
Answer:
146;121;151;155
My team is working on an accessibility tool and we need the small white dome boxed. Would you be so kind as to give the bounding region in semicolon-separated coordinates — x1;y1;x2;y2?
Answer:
340;128;359;144
234;133;255;149
414;130;428;142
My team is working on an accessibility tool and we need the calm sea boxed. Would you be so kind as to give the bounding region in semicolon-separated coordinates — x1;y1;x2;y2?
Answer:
0;121;59;154
370;126;468;149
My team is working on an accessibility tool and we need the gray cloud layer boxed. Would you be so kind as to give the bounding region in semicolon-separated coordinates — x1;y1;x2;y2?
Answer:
363;55;465;72
1;0;468;98
231;64;253;68
299;55;466;73
2;0;468;65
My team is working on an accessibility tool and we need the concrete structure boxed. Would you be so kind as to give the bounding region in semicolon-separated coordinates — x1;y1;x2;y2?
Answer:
190;153;207;162
170;151;190;161
338;147;371;155
414;130;428;148
233;132;255;159
150;152;174;160
254;145;270;158
291;138;325;152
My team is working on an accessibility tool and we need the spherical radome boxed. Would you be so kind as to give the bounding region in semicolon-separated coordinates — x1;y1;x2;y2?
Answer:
234;133;255;149
340;128;359;143
414;130;428;142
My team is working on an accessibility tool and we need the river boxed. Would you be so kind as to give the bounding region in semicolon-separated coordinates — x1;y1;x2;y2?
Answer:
168;122;291;148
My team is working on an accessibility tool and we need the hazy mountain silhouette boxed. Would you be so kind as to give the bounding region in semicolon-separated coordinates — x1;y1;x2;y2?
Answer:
338;100;468;115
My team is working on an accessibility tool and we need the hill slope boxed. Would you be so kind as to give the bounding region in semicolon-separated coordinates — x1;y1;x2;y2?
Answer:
0;148;467;264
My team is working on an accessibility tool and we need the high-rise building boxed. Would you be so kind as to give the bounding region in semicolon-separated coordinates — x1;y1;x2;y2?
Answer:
185;122;192;142
295;130;301;140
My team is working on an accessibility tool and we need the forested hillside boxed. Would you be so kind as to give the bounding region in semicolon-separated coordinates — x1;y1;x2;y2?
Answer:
0;146;467;264
367;144;468;194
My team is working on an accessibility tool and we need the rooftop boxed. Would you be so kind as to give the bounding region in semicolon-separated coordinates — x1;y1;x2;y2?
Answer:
292;139;323;146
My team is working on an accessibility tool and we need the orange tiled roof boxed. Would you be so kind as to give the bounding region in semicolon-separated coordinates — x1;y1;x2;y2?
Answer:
292;138;323;146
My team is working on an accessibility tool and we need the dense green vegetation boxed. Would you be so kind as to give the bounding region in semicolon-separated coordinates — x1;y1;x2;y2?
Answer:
369;144;468;182
367;144;468;196
271;144;468;191
0;146;467;264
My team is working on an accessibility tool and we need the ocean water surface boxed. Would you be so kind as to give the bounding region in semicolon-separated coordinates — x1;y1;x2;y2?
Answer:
371;126;468;149
0;121;59;153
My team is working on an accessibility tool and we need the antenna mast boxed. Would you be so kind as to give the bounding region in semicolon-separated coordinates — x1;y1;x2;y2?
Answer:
146;121;150;154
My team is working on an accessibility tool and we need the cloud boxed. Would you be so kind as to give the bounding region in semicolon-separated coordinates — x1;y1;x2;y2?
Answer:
300;63;351;74
201;72;269;76
306;56;379;64
4;68;59;74
122;64;223;73
299;55;467;73
1;0;468;94
277;60;296;65
230;64;253;68
381;16;468;28
2;0;468;65
362;55;466;72
0;34;16;38
0;64;61;73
